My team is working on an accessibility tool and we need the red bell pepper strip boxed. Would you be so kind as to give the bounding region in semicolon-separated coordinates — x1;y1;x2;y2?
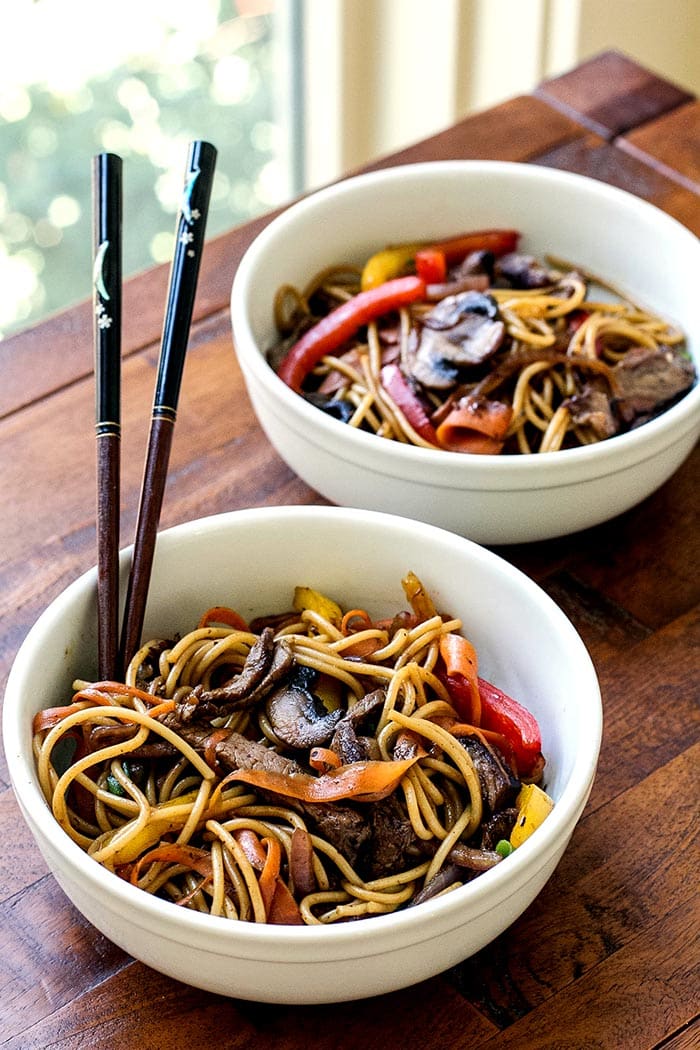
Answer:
415;247;447;285
478;677;544;781
277;276;426;392
438;633;482;725
380;363;439;445
430;229;520;265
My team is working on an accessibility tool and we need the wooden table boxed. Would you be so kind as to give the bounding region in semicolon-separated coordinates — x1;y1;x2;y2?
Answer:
1;51;698;1049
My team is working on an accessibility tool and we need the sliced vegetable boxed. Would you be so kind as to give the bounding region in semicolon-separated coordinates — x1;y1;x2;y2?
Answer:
478;678;544;780
105;774;126;797
510;783;554;846
415;247;447;285
341;608;372;633
380;364;439;445
278;276;426;392
309;746;342;773
439;633;481;724
401;570;437;621
436;398;513;454
33;702;97;733
361;243;422;290
360;230;520;290
197;606;249;630
233;828;267;869
227;756;419;803
130;843;214;885
268;876;305;924
431;229;520;265
259;834;306;924
293;585;343;627
290;827;316;897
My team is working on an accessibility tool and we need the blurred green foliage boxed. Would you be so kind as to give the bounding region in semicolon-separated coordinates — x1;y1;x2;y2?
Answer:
0;2;286;337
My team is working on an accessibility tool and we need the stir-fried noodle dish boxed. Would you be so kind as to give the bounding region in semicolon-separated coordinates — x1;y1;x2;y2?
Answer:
269;229;695;454
34;573;553;925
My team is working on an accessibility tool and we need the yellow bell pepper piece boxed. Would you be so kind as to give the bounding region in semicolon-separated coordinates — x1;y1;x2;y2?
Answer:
293;586;343;628
401;570;437;621
510;782;554;847
108;817;180;865
360;243;423;290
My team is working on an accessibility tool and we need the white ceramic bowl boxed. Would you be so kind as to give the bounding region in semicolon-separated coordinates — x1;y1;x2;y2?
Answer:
230;161;700;544
3;507;601;1003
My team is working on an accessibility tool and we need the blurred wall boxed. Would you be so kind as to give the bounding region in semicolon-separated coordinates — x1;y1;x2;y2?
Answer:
301;0;699;187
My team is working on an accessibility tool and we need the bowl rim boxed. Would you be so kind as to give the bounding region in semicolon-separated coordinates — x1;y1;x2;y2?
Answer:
230;159;700;486
4;506;603;956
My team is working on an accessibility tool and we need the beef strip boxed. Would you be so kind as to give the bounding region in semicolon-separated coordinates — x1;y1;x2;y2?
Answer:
329;689;386;764
480;808;518;850
612;344;695;424
214;729;420;878
495;252;553;289
196;628;293;707
365;794;420;879
158;630;294;736
213;731;371;870
564;382;619;439
458;735;520;817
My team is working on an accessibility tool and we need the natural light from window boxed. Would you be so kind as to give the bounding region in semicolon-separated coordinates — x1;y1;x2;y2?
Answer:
0;0;293;338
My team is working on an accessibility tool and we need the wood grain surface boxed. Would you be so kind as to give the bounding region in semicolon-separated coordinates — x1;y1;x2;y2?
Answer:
0;51;698;1050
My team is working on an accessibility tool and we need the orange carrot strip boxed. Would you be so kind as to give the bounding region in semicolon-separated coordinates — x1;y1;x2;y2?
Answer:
146;699;176;720
290;827;316;897
342;637;383;659
341;609;372;634
130;844;213;885
258;836;282;918
309;747;342;773
203;728;231;771
268;879;305;925
436;399;513;454
33;700;103;733
197;606;249;630
74;681;164;706
228;756;418;804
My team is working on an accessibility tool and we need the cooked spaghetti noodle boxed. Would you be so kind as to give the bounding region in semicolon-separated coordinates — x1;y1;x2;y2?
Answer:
33;574;549;925
269;239;693;455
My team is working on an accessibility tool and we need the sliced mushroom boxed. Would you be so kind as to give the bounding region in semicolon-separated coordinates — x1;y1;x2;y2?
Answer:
423;290;500;328
266;676;343;749
304;391;357;423
409;292;505;390
410;339;461;390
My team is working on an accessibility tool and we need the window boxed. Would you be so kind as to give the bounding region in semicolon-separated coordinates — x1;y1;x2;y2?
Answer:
0;0;300;337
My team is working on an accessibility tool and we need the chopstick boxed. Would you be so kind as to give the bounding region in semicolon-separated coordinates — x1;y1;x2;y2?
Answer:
119;140;217;671
93;152;123;680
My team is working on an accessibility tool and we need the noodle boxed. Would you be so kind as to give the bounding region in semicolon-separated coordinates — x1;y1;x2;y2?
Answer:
33;575;551;925
270;248;693;454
